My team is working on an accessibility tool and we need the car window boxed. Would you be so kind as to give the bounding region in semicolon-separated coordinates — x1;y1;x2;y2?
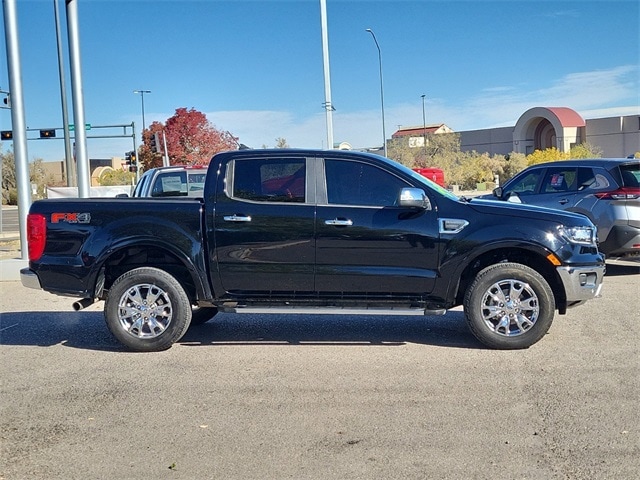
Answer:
325;159;409;206
577;167;610;191
132;171;151;196
231;158;306;203
541;167;577;193
620;164;640;188
507;170;541;196
152;172;188;197
186;172;206;196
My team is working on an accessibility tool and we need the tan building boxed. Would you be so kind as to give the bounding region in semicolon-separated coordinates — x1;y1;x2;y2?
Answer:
41;157;125;186
459;107;639;157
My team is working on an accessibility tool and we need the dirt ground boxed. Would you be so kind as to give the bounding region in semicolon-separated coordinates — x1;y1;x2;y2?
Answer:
0;239;21;260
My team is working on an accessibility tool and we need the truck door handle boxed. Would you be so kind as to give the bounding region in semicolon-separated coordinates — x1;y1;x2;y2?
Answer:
325;218;353;226
558;198;569;205
224;215;252;222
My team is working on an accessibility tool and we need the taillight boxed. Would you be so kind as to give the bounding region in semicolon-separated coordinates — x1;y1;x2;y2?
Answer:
594;187;640;200
27;213;47;261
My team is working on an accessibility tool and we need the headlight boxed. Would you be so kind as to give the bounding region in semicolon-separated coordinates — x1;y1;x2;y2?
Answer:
558;225;596;245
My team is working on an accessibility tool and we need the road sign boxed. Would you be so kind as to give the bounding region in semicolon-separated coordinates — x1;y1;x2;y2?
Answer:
68;123;91;131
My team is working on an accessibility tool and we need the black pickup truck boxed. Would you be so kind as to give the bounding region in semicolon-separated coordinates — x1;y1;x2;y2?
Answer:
21;149;605;351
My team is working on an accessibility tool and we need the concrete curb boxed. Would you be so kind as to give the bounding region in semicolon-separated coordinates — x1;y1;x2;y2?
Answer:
0;258;28;282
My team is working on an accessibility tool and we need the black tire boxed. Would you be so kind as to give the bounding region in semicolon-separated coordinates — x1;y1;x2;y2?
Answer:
190;306;219;325
104;267;192;352
464;262;555;350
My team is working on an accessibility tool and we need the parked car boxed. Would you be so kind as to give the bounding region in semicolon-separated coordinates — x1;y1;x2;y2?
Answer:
484;158;640;258
119;165;208;197
412;167;445;187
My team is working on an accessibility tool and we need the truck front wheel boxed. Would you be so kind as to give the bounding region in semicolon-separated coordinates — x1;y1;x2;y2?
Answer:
104;267;192;351
464;262;555;349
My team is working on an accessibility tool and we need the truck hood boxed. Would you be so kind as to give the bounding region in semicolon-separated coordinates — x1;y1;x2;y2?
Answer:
467;198;592;226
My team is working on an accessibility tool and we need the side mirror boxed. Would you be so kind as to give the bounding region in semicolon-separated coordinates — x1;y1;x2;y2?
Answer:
506;192;522;204
399;188;431;210
492;186;503;199
115;193;129;198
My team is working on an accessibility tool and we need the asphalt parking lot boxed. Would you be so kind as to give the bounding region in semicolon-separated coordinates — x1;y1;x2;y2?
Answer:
1;261;639;479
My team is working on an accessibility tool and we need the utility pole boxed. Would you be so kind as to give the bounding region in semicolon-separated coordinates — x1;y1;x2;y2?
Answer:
54;0;75;187
421;94;427;159
3;0;30;258
65;0;90;197
319;0;334;150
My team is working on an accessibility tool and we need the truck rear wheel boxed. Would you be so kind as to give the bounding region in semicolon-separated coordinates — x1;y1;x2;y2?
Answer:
104;267;192;351
464;262;555;349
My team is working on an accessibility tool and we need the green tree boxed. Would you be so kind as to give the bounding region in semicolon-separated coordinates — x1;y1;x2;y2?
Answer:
568;142;602;159
99;169;136;186
1;148;16;205
275;137;289;148
527;147;569;165
1;149;53;203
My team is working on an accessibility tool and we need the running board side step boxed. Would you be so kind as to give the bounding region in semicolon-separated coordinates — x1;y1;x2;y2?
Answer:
218;305;447;316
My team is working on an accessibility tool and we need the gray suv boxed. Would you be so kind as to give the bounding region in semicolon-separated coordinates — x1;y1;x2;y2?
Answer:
487;158;640;258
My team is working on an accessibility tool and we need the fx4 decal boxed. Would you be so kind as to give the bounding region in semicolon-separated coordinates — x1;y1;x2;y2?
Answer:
51;212;91;224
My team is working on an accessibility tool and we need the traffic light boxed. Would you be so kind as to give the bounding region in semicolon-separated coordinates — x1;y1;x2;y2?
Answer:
39;129;56;138
150;132;161;153
125;151;137;172
1;130;12;140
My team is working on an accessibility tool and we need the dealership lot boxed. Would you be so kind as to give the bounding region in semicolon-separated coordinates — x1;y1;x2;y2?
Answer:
1;261;639;479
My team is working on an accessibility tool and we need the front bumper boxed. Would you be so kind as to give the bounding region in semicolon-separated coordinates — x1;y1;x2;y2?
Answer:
556;264;605;304
20;268;42;290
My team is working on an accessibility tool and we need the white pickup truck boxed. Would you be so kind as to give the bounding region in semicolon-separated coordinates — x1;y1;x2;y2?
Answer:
121;165;208;197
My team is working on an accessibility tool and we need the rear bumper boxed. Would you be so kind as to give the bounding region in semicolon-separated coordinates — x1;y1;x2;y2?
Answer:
599;225;640;258
20;268;42;290
556;264;605;304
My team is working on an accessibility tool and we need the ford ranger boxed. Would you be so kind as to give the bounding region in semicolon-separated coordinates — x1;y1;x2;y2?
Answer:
21;149;605;351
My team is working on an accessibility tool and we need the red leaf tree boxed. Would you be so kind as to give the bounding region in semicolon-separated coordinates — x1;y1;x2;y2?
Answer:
139;107;238;170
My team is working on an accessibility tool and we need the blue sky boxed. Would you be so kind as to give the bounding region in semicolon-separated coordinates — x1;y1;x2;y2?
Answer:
1;0;639;162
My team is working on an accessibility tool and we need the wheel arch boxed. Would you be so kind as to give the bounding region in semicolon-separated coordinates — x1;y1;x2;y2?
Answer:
451;246;567;313
91;239;213;305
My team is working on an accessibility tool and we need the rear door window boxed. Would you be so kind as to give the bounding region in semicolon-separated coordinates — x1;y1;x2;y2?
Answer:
541;167;577;193
577;167;611;191
151;172;188;196
231;158;307;203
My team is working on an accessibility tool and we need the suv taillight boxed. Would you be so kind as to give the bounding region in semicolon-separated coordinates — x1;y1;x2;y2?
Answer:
27;213;47;261
594;187;640;200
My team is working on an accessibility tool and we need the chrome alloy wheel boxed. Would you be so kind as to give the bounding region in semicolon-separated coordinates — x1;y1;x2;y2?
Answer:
481;279;539;337
117;283;173;339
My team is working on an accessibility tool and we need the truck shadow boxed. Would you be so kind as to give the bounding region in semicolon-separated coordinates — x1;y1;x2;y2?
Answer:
604;262;640;277
0;310;484;351
181;311;483;349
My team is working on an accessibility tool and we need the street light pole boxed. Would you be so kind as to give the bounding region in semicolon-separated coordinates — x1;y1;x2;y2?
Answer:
421;94;427;159
133;89;151;134
366;28;387;157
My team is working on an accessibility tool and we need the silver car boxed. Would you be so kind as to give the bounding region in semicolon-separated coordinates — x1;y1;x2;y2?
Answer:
487;158;640;258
